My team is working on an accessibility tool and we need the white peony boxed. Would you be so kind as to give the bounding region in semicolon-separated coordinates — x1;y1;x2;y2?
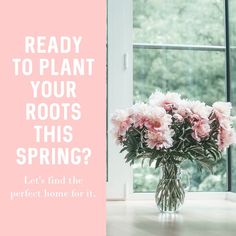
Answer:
149;91;182;110
189;101;212;119
213;101;232;117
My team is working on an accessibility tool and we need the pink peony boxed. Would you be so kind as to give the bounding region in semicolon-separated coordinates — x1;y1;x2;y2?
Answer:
212;102;236;149
145;129;173;150
217;127;236;150
129;103;149;128
219;117;233;130
173;113;184;122
191;119;211;141
111;109;133;143
189;101;212;120
133;113;148;128
143;107;172;132
213;102;232;119
149;91;181;111
175;100;212;120
176;99;192;118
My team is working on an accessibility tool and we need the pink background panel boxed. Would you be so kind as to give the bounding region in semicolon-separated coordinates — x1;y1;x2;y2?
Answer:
0;1;106;235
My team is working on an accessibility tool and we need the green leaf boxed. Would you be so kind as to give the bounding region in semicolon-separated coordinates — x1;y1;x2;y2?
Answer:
195;159;215;173
155;157;163;169
120;147;127;153
149;158;156;166
141;158;147;167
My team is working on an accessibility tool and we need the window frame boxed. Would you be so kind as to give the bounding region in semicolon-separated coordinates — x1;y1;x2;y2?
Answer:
107;0;234;200
106;0;133;200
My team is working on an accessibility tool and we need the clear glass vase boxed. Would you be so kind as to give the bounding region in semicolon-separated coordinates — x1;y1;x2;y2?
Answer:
155;163;189;213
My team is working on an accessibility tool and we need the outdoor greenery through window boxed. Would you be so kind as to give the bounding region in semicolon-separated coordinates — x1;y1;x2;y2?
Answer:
133;0;227;192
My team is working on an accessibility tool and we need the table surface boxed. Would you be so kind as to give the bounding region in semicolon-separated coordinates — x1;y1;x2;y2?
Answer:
107;200;236;236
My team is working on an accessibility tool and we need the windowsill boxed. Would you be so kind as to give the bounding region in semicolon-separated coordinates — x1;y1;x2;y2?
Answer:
107;198;236;236
107;191;236;201
128;192;236;200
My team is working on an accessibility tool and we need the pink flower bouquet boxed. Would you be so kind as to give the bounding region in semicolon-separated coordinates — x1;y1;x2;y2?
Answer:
111;91;236;212
111;91;236;174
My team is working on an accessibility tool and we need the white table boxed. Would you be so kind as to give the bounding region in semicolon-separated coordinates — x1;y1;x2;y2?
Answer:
107;200;236;236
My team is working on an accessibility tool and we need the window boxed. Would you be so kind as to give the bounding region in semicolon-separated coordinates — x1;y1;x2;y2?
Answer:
107;0;235;199
133;0;227;192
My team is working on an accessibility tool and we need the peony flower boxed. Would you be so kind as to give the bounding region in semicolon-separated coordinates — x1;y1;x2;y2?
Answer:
142;105;174;150
145;129;173;150
176;99;193;118
173;113;184;122
212;102;236;150
143;106;172;131
217;117;234;133
111;109;133;143
189;101;212;120
149;91;181;111
192;119;211;141
130;103;175;150
213;102;232;119
217;127;236;150
129;103;150;128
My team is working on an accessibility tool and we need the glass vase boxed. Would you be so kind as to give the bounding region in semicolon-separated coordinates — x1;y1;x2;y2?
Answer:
155;163;189;213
